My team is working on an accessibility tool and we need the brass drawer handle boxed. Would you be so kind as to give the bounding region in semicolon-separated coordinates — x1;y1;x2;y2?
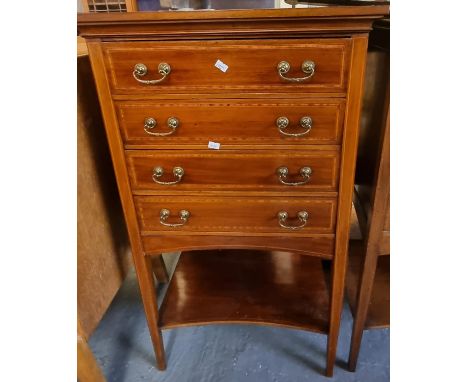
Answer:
277;211;309;230
152;166;184;185
276;116;312;137
277;166;312;186
159;209;190;227
144;117;179;136
133;63;171;85
277;60;315;82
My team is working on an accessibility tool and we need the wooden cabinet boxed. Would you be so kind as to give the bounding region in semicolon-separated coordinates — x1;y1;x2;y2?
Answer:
78;5;388;377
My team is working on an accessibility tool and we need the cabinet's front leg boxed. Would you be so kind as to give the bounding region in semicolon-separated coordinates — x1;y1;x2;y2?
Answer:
135;254;166;370
326;256;347;377
151;254;169;283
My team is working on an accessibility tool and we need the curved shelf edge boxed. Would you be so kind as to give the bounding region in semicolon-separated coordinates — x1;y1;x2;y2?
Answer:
143;235;335;259
159;319;328;335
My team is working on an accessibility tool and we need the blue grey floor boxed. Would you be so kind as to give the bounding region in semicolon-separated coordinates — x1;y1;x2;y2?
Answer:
89;255;389;382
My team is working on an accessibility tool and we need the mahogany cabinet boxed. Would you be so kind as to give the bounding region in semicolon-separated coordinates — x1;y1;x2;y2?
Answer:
78;5;389;377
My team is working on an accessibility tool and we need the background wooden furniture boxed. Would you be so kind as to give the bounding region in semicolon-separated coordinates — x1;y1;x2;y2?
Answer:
78;47;133;341
78;47;133;382
345;17;390;371
78;6;389;377
77;321;106;382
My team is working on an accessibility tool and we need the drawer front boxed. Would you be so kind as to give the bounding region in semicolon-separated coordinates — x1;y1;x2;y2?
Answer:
116;100;345;147
135;196;337;235
127;150;340;192
104;39;350;94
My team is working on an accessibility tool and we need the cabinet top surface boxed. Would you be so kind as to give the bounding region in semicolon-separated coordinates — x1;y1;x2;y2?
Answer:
78;5;389;39
78;5;389;23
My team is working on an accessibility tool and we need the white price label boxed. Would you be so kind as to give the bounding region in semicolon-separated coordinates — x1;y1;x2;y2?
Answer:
208;141;221;150
214;59;229;73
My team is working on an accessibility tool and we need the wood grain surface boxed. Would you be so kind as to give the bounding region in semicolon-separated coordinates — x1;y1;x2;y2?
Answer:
142;234;335;259
78;6;389;40
116;99;345;147
159;250;331;333
135;195;337;235
126;150;340;193
103;39;350;94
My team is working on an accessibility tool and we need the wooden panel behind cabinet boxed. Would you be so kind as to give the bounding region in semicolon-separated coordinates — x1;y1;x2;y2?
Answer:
78;55;132;338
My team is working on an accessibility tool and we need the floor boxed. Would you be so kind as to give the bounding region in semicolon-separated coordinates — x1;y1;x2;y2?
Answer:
89;253;389;382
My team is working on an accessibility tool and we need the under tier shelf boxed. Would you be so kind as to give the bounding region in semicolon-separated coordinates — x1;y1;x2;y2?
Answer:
159;249;330;334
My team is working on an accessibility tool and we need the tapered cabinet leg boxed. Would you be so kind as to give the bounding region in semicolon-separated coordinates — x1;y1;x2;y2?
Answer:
326;249;349;377
348;248;379;371
151;255;169;283
134;254;166;370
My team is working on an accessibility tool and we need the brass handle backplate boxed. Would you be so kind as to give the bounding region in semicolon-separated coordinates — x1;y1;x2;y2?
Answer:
133;63;171;85
144;117;179;136
152;166;184;185
277;60;315;82
276;116;312;137
277;211;309;230
277;166;312;186
159;209;190;227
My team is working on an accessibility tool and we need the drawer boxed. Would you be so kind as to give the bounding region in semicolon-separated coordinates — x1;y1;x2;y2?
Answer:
126;150;340;192
104;39;351;94
135;196;337;235
116;99;345;148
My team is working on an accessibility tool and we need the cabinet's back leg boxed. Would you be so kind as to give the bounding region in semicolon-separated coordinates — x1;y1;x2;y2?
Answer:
151;254;169;283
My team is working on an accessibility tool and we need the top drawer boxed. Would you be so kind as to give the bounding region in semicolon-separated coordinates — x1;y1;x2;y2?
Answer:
103;39;351;95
